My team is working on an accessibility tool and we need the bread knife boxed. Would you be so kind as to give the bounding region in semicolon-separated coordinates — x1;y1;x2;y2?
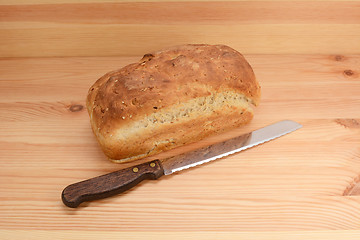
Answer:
62;120;302;208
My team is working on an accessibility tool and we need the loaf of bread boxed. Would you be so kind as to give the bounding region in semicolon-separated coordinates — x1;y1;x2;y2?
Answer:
86;44;261;163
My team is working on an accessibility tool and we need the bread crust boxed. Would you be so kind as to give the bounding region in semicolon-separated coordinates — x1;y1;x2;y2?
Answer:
86;44;261;162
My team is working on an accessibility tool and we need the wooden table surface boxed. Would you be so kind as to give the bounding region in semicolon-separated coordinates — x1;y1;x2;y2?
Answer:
1;0;360;239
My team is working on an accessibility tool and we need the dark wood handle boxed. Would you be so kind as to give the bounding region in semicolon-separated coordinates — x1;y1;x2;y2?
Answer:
61;160;164;208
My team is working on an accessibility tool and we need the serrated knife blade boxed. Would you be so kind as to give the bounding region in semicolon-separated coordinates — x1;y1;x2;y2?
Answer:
62;120;302;208
161;120;302;175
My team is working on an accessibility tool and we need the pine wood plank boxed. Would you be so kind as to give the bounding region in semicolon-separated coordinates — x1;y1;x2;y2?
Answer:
2;230;360;240
1;0;360;4
1;23;359;57
1;2;359;24
1;196;360;231
1;54;359;111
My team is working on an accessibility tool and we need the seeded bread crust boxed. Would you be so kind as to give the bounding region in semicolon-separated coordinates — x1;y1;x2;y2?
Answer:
86;44;261;162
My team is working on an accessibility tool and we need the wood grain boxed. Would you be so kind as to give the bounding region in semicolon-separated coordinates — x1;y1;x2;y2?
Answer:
2;23;360;57
0;1;359;57
3;0;360;4
1;2;359;24
2;230;360;240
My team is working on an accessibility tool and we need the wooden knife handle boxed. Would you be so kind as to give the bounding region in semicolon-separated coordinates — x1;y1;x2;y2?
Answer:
61;160;164;208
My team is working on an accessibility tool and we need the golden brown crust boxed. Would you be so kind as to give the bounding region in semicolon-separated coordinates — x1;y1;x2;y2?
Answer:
86;44;261;162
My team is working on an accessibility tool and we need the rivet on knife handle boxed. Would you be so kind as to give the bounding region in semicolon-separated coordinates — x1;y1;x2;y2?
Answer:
61;160;164;208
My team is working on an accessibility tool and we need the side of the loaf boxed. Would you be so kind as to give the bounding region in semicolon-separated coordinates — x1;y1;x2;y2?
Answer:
86;44;261;162
105;91;254;163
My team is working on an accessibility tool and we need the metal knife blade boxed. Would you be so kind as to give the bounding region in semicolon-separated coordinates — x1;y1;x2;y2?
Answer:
62;120;302;208
161;120;302;175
